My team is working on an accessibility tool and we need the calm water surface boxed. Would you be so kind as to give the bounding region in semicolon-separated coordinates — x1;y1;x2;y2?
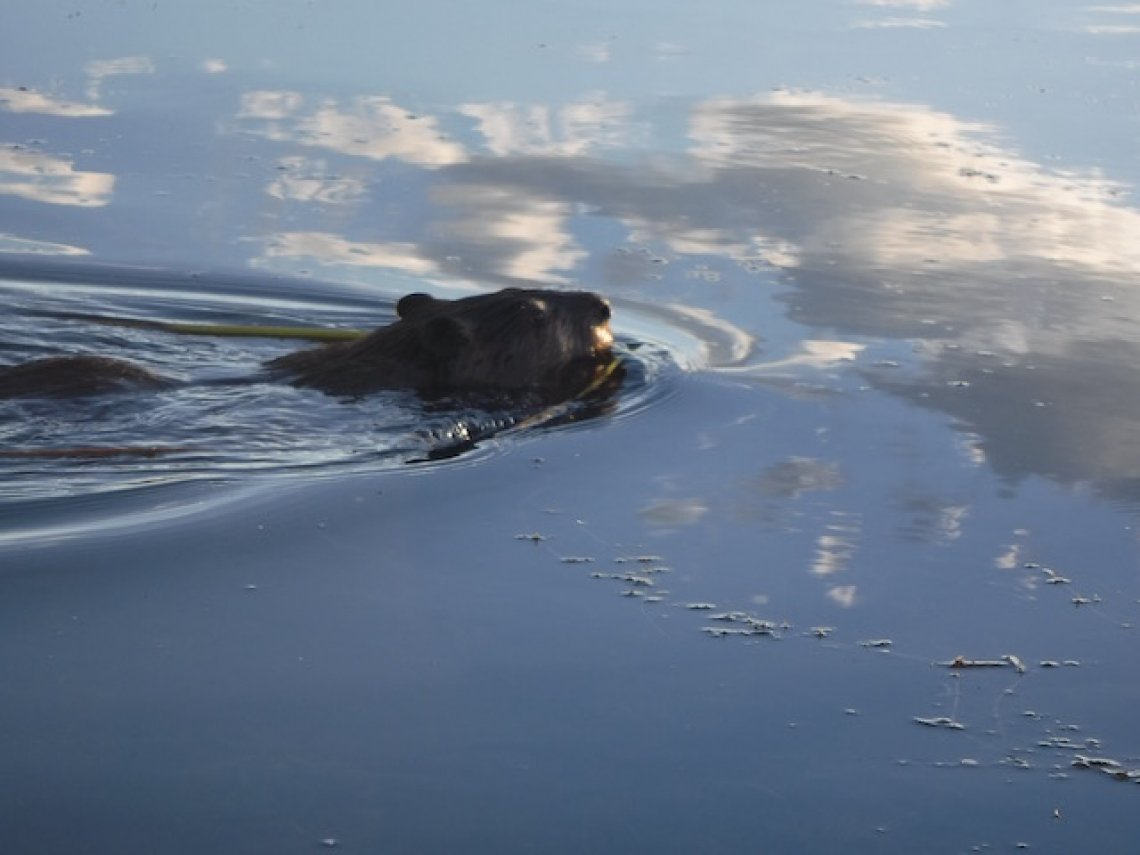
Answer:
2;2;1138;852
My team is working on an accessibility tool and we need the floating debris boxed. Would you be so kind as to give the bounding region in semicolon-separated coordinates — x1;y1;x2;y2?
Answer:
704;612;780;634
515;532;546;543
613;563;671;575
1072;595;1101;606
940;654;1026;673
809;626;834;639
614;555;664;564
559;556;594;564
1039;735;1101;751
591;572;654;587
914;716;965;730
685;602;717;610
742;620;778;635
709;611;751;622
700;610;780;638
859;639;893;649
701;625;777;639
1042;568;1071;585
1072;755;1140;783
703;626;742;638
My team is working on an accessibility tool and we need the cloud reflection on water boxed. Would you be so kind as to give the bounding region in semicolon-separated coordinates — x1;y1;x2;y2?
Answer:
0;87;111;118
0;148;114;207
214;84;1140;493
237;91;467;167
84;56;156;101
262;232;437;275
461;97;633;157
4;66;1140;495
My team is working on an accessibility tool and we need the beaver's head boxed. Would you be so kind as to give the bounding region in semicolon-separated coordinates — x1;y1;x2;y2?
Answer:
396;288;614;398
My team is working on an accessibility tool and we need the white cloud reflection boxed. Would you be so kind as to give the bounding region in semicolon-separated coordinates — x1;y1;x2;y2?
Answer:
637;497;710;527
1083;24;1140;32
460;96;632;157
856;0;949;7
1076;6;1140;35
685;90;1140;290
238;91;466;167
0;148;113;207
575;42;613;63
430;187;587;283
262;231;437;275
241;88;1140;354
230;85;1140;489
0;234;88;255
0;56;156;119
267;157;368;204
854;17;946;28
85;56;156;100
812;513;861;577
747;341;865;374
827;585;858;608
0;87;111;118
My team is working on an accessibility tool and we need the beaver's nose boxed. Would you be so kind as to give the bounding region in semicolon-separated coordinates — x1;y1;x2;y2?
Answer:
594;298;612;322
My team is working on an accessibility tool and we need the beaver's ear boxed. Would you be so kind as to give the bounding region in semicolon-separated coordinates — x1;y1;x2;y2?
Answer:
422;315;470;358
397;293;437;319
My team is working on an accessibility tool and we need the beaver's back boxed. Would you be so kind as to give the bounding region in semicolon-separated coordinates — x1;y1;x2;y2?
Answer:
0;355;169;399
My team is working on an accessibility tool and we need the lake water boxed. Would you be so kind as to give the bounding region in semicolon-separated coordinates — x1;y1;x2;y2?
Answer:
2;2;1139;852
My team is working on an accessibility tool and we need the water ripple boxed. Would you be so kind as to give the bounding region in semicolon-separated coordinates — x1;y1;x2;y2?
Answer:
0;265;690;540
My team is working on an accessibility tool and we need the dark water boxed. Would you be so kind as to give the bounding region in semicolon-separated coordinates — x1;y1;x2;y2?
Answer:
2;2;1139;853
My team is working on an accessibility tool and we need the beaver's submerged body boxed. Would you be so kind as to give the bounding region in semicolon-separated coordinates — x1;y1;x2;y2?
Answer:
0;288;615;403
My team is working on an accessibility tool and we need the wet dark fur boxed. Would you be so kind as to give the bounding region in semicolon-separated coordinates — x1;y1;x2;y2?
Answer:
0;288;615;403
0;355;170;399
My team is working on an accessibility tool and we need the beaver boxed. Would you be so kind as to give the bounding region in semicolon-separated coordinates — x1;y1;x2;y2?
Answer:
0;288;617;403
